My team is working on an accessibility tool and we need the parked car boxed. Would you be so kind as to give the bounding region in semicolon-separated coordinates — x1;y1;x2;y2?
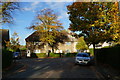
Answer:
13;52;21;59
75;53;91;65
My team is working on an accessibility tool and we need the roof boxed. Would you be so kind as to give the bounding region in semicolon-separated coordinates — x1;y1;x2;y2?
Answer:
25;31;78;42
25;31;40;42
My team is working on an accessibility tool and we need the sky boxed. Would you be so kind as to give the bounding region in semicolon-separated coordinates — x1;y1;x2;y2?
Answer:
2;2;73;45
2;0;120;45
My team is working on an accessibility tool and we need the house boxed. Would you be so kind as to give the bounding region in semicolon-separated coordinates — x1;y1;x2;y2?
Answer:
89;42;112;49
0;29;10;49
25;31;78;55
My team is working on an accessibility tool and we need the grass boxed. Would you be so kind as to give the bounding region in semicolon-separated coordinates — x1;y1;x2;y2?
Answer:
49;53;60;57
31;52;78;58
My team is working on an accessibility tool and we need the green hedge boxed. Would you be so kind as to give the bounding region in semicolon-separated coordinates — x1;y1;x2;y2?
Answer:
2;49;13;69
96;45;120;69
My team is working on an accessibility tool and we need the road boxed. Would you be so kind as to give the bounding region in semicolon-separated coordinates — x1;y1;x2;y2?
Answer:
3;57;104;79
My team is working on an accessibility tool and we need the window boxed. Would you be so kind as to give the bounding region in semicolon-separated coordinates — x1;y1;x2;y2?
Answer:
34;42;41;45
77;54;89;57
34;50;41;53
66;42;71;45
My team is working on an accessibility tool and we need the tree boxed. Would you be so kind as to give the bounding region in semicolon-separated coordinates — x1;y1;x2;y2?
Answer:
0;2;19;24
48;30;69;53
76;36;88;52
5;32;20;52
19;45;26;51
28;8;64;55
67;2;120;64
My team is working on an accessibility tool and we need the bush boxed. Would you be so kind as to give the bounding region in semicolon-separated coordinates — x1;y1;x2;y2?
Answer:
2;49;13;69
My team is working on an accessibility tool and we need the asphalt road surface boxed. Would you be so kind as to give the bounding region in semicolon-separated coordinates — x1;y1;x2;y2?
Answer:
3;57;104;80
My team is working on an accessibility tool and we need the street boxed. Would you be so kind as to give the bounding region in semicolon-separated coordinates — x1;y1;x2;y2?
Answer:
3;57;104;79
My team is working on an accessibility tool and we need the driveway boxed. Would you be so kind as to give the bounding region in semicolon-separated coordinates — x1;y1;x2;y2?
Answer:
2;57;104;79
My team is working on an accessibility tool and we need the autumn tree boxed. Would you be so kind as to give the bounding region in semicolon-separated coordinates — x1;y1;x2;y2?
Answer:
5;32;20;52
67;2;120;64
76;36;88;52
50;30;69;53
28;8;65;54
0;2;20;24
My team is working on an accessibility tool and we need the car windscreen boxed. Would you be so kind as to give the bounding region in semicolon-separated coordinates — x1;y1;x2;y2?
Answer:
76;54;89;57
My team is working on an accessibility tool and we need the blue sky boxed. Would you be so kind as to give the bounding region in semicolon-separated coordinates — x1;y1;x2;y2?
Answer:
2;2;73;45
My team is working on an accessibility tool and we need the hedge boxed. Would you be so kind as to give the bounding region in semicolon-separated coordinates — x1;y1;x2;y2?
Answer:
96;45;120;70
2;49;13;69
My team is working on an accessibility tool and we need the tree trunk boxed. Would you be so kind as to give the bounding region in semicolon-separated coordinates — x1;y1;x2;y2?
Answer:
52;47;54;53
93;43;97;65
46;43;49;57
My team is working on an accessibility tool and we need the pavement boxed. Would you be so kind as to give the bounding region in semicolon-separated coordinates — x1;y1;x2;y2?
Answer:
2;60;25;78
96;63;120;80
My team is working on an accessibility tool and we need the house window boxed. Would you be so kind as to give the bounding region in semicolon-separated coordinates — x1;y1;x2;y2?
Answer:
34;49;41;53
34;42;41;45
66;42;71;45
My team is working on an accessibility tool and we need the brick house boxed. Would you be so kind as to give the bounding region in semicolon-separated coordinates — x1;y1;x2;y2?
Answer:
25;31;78;54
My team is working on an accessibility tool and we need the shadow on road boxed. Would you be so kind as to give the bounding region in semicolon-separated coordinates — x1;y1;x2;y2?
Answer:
2;57;101;80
